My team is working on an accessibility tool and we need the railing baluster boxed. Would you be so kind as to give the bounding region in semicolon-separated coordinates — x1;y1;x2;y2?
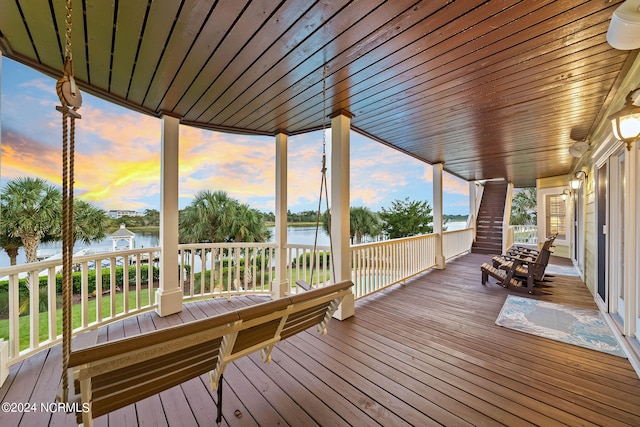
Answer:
200;249;206;296
122;255;129;315
29;270;39;351
82;260;89;326
135;253;141;310
9;274;19;358
96;261;103;323
48;267;57;341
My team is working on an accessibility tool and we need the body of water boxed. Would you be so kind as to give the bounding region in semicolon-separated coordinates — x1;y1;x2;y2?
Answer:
0;222;467;268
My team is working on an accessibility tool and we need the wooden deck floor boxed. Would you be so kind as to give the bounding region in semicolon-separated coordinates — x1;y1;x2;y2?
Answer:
2;253;639;426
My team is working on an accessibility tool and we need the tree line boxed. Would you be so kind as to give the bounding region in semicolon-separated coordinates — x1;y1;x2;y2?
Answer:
0;176;462;265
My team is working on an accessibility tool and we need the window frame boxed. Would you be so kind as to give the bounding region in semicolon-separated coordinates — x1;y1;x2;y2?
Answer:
537;186;570;246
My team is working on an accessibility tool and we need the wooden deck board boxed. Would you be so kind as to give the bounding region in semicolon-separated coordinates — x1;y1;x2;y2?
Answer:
1;253;640;426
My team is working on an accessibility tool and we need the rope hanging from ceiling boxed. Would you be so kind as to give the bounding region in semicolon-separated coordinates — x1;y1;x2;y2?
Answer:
297;65;335;290
56;0;82;403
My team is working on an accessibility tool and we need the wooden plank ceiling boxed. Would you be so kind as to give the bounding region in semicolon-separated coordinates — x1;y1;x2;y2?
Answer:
0;0;633;187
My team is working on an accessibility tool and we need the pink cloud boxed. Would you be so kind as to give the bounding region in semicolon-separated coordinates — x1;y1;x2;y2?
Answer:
1;129;61;183
443;174;469;196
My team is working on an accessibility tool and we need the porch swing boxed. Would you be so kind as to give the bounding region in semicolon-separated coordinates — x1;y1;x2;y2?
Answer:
295;66;336;291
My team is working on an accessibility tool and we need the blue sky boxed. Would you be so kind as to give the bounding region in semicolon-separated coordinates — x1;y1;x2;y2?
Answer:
1;57;469;215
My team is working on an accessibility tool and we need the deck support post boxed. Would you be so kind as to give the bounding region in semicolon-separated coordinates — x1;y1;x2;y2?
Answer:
433;163;445;269
623;139;637;338
330;111;354;320
272;132;289;299
157;114;183;316
469;181;477;241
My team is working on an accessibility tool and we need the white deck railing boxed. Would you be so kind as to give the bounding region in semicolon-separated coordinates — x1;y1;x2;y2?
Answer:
0;233;474;367
443;228;474;260
350;234;438;299
285;244;332;291
178;242;277;301
510;225;538;244
0;247;161;364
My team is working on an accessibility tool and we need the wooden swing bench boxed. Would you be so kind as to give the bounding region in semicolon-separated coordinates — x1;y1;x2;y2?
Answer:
63;280;353;427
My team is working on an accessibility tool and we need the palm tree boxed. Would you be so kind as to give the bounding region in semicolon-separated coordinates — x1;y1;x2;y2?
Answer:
349;206;382;244
0;177;61;263
0;232;22;265
321;206;383;244
227;203;271;288
179;190;270;290
71;200;109;245
228;203;271;243
179;190;236;244
511;187;537;225
179;190;270;244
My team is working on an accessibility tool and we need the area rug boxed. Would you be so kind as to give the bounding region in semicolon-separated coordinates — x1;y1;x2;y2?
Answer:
495;295;626;358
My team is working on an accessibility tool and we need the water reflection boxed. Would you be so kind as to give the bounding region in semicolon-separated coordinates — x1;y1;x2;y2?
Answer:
0;223;466;267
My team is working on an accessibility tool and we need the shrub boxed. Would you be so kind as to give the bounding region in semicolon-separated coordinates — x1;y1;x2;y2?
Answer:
297;251;330;267
0;264;160;317
190;265;267;294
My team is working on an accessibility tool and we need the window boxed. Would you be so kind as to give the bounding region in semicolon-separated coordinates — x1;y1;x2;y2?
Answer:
545;194;566;240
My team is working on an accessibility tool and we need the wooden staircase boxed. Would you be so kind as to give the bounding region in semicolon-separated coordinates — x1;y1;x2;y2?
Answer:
471;181;508;255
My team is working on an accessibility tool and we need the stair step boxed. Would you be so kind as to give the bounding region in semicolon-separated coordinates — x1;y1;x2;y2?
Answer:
474;243;502;247
471;247;502;255
474;180;507;253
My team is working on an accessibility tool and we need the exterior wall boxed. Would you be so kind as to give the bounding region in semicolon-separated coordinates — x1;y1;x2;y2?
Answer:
578;51;640;302
573;52;640;375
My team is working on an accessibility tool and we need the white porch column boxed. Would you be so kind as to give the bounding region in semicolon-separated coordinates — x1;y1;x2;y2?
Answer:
623;141;638;337
468;181;476;228
156;114;183;316
330;111;354;320
468;181;477;242
272;132;289;299
433;163;445;269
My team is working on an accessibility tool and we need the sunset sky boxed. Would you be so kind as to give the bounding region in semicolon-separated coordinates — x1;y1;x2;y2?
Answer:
1;57;469;215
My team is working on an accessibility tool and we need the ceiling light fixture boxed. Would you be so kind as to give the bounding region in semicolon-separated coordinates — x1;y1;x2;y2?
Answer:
607;0;640;50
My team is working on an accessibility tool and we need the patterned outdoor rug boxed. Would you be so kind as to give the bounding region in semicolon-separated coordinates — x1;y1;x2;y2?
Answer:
496;295;626;358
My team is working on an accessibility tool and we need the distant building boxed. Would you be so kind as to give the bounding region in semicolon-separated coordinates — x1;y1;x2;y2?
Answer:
108;209;144;219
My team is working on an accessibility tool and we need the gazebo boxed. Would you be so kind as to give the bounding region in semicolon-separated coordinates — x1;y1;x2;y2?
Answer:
107;224;136;251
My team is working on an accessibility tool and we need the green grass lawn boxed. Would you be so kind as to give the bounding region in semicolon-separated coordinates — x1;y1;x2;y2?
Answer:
0;288;154;351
